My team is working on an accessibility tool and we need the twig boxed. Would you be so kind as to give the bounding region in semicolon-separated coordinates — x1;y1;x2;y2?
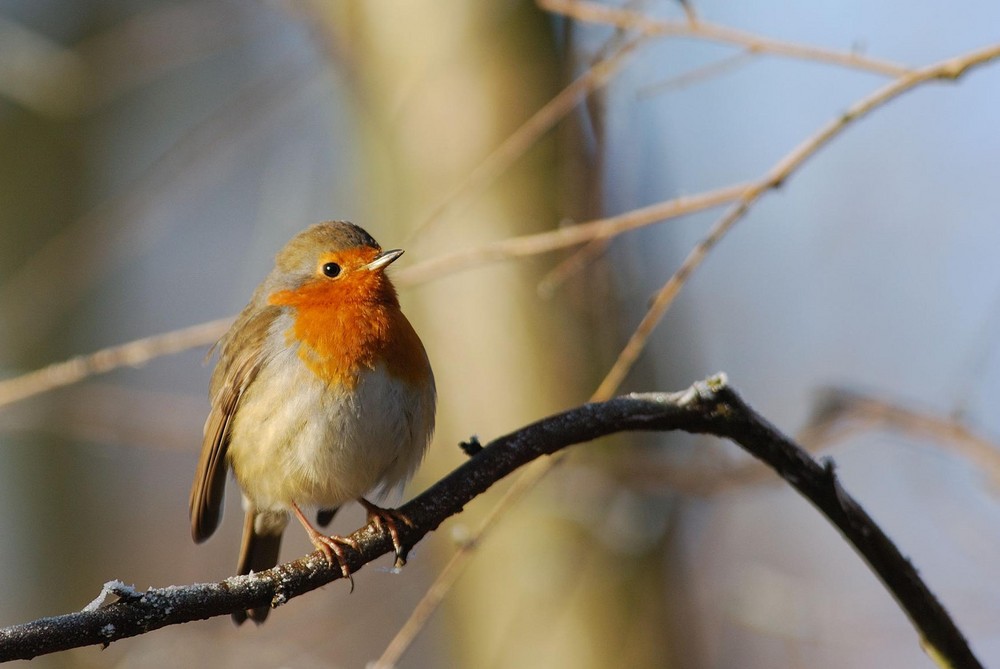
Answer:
0;181;745;406
636;51;756;98
536;236;611;297
798;389;1000;490
0;376;980;667
405;36;642;245
609;388;1000;497
370;539;471;669
0;318;231;408
380;35;1000;666
539;0;913;77
373;453;560;669
3;15;998;669
593;41;1000;400
394;181;751;285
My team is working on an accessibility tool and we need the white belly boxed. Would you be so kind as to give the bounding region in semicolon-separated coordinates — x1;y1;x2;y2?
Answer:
227;345;434;513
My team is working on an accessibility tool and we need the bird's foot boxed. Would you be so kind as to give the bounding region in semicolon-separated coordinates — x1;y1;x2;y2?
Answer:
292;502;357;581
310;533;359;583
359;498;415;568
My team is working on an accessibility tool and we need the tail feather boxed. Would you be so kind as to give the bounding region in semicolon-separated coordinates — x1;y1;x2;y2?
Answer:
232;510;283;625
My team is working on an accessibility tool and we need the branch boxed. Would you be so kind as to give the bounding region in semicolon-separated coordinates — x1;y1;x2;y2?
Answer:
636;51;756;98
404;36;642;244
591;40;1000;399
539;0;913;77
0;318;232;408
799;388;1000;490
373;35;1000;663
394;181;751;285
0;180;748;409
0;376;980;667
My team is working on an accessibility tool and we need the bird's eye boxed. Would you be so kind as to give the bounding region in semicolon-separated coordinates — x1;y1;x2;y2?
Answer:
322;262;341;278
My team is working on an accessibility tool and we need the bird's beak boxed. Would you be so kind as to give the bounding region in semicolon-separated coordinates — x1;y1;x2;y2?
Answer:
366;248;404;272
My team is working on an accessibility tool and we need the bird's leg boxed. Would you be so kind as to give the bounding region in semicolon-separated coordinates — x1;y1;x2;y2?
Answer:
358;498;415;568
291;502;357;580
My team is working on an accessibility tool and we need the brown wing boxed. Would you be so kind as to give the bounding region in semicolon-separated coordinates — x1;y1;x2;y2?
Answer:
189;304;281;543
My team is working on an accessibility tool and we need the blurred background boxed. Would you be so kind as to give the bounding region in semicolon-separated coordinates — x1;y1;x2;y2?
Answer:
1;1;1000;667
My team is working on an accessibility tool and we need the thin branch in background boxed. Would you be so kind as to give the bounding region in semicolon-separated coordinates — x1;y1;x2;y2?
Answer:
0;377;983;668
539;0;913;78
0;382;208;453
404;36;643;246
1;5;998;666
0;1;944;406
611;388;1000;497
395;181;750;285
370;543;470;669
0;318;231;408
536;235;611;298
592;188;761;399
373;452;562;669
371;473;518;669
3;0;939;401
378;34;1000;668
636;51;756;98
798;389;1000;490
593;41;1000;400
0;182;748;405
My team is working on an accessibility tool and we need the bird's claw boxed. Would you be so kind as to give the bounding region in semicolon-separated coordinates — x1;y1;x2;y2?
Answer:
359;499;415;567
309;533;359;580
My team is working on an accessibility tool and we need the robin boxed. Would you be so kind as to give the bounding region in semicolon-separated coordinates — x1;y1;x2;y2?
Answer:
189;221;436;624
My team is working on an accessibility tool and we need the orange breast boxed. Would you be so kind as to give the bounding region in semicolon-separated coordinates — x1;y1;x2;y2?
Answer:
268;282;429;390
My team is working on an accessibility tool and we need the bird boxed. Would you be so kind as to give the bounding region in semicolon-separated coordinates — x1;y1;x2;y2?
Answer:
189;221;436;624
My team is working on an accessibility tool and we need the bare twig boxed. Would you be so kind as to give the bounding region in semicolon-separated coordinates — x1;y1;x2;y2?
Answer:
0;319;231;408
593;41;1000;399
0;180;741;406
536;235;611;297
798;389;1000;490
378;32;1000;667
395;181;751;285
405;36;642;245
377;36;1000;665
0;376;981;667
608;387;1000;497
3;11;998;668
636;51;756;98
539;0;912;77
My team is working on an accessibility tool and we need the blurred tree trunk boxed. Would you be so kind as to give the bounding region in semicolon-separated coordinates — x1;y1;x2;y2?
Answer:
306;2;667;667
